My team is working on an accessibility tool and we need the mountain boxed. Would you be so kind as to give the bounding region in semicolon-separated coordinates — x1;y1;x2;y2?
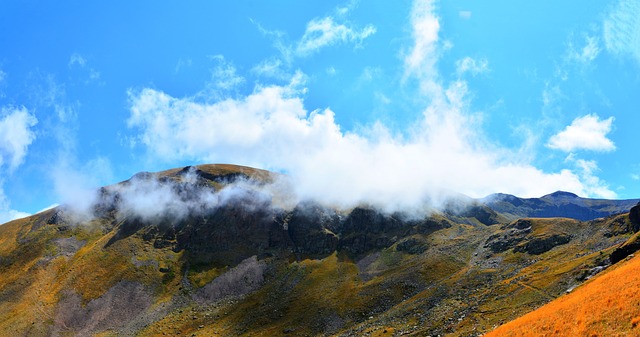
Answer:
0;164;639;336
481;191;640;221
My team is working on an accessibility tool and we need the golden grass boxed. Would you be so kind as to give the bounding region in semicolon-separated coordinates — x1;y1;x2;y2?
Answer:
485;254;640;337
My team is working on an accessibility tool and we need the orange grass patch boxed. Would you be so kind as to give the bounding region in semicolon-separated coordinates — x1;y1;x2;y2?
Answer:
485;255;640;337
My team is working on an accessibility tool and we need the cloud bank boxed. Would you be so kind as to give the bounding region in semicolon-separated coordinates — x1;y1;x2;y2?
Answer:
127;79;606;212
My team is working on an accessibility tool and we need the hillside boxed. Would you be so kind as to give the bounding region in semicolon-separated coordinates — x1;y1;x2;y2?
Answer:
0;164;639;336
485;236;640;336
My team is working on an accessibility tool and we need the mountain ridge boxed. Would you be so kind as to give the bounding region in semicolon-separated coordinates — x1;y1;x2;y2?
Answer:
1;164;640;336
481;190;639;221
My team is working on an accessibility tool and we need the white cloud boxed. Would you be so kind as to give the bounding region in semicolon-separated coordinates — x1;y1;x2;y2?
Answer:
0;106;38;224
547;114;615;152
296;16;376;56
0;106;38;172
125;0;618;208
603;0;640;65
455;57;489;76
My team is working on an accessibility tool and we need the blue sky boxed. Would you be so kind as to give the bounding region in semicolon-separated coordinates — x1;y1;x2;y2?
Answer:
1;0;640;222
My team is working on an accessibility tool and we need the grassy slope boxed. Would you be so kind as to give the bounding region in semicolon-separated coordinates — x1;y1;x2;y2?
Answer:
0;213;632;336
485;253;640;337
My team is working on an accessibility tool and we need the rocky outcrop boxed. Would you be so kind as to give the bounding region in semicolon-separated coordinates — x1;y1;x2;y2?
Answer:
53;281;153;336
338;208;404;257
484;219;532;253
608;204;640;264
451;204;501;225
194;256;267;304
513;233;571;255
484;219;571;255
286;202;341;259
396;237;428;254
629;202;640;231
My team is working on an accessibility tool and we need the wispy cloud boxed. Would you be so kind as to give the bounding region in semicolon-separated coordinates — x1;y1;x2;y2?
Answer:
403;0;440;92
205;55;244;92
252;58;289;80
335;0;359;17
603;0;640;65
68;53;87;67
295;17;376;56
547;114;615;152
26;74;114;220
567;35;601;65
251;3;375;79
68;52;102;84
174;57;193;74
358;66;382;83
455;57;489;77
569;157;616;199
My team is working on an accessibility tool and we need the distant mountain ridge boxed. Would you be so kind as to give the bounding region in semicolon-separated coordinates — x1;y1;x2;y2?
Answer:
481;190;640;221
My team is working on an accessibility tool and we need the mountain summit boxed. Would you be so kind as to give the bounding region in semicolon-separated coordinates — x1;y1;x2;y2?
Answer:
0;164;639;336
542;190;580;199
